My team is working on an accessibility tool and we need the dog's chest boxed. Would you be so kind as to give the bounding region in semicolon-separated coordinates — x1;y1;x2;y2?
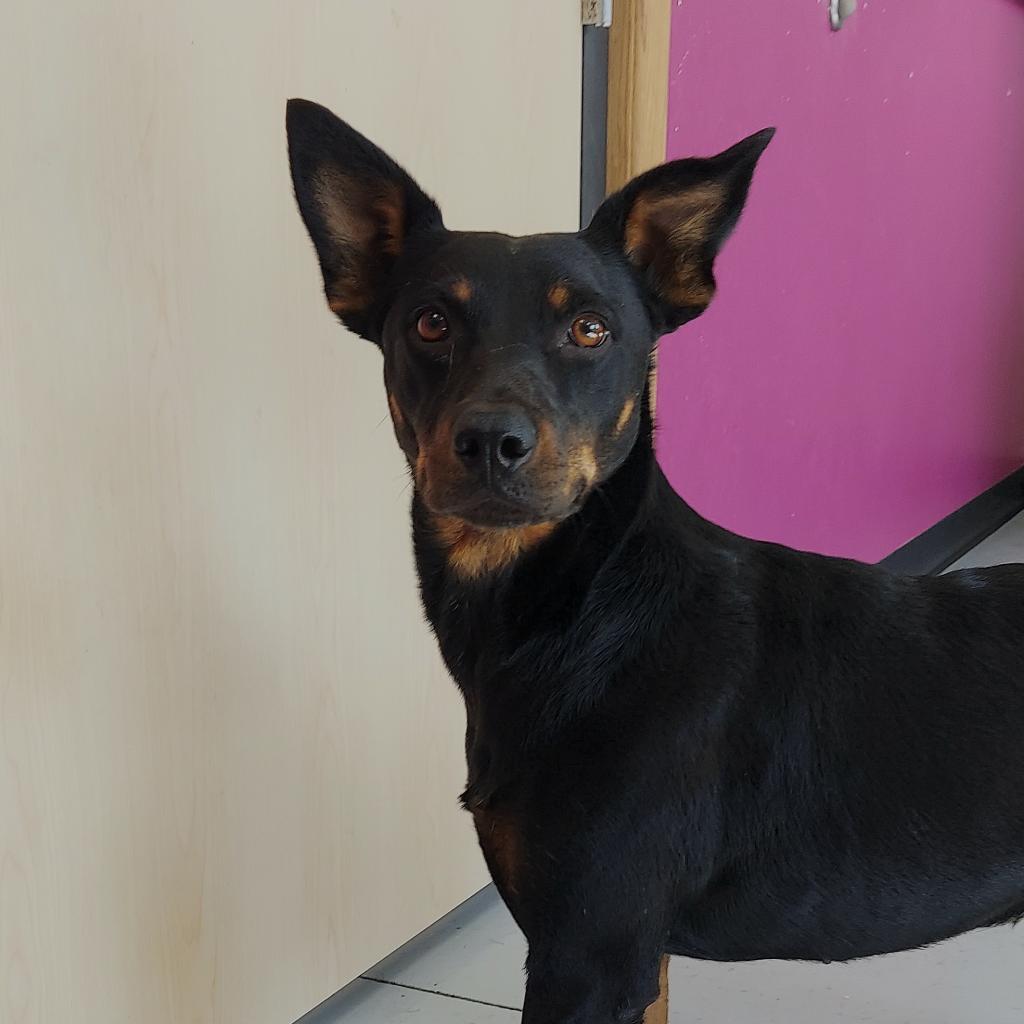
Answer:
472;804;525;898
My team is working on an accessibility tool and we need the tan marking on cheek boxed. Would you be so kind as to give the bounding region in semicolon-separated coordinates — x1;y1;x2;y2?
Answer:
389;393;420;464
581;446;597;483
547;282;570;312
534;419;557;460
567;444;597;492
614;397;636;436
530;420;575;498
387;393;405;429
432;515;555;580
451;277;472;303
415;417;457;497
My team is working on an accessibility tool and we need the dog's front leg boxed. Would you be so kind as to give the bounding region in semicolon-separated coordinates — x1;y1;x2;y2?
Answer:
643;955;670;1024
470;779;676;1022
520;940;668;1024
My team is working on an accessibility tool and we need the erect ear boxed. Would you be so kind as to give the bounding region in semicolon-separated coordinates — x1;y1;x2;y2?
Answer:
286;98;444;342
584;128;775;334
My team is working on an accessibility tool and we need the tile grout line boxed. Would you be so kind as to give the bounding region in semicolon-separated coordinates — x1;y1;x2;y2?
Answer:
360;975;523;1013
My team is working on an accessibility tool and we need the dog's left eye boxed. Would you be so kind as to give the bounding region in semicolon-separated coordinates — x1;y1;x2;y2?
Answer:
569;314;611;348
416;308;450;342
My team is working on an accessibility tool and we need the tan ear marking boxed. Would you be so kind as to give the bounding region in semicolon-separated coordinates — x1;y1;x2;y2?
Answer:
373;183;406;257
314;168;370;249
624;183;727;310
624;183;728;259
314;168;406;310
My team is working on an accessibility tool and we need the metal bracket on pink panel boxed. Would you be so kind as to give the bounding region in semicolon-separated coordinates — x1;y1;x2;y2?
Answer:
830;0;857;31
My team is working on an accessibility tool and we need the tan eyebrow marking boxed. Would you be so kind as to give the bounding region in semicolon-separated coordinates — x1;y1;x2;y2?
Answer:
547;282;570;311
451;277;472;304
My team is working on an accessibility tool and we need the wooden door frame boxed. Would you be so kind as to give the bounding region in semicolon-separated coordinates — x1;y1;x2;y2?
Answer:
580;0;672;225
581;0;672;408
606;0;671;193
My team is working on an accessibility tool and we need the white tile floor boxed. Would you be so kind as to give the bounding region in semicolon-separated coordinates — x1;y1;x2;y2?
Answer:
945;511;1024;573
311;512;1024;1023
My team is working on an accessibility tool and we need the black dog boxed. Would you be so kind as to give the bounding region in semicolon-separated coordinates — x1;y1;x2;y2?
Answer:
286;98;1024;1024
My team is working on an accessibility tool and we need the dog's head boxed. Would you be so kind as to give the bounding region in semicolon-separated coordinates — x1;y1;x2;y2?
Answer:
286;99;771;566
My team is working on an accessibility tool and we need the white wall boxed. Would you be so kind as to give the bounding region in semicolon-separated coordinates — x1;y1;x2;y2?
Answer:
0;3;581;1021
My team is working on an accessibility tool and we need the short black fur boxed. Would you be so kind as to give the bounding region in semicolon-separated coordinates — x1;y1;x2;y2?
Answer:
287;99;1024;1024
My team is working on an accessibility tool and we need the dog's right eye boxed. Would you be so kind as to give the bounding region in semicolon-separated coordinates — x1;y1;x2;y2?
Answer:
569;314;610;349
416;308;450;342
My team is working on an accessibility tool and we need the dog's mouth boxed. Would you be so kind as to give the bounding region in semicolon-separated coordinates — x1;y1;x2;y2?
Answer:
433;491;550;529
422;476;591;530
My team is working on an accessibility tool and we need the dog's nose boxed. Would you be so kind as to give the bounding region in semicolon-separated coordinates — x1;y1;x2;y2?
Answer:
453;406;537;474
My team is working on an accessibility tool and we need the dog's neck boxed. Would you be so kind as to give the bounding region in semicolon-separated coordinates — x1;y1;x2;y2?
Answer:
411;386;693;696
411;388;721;809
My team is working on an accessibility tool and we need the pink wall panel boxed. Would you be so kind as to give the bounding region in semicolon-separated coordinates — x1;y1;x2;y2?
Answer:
658;0;1024;561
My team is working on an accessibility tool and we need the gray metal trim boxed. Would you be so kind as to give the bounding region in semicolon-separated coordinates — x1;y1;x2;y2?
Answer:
880;465;1024;575
580;24;610;227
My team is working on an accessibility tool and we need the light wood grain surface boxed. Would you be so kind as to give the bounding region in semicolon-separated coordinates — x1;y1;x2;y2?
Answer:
607;0;671;193
0;3;581;1022
605;0;671;415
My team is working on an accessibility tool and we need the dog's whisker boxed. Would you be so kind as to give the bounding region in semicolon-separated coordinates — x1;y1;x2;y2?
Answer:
485;343;532;355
